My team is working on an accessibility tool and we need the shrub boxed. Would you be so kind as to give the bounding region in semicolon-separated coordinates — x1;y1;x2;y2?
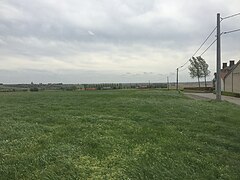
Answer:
222;91;240;98
30;87;39;92
184;87;214;92
65;86;77;91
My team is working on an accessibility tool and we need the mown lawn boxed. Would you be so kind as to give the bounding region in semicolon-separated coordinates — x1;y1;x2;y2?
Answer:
0;90;239;179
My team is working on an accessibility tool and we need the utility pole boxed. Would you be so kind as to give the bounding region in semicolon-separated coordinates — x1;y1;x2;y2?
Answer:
216;13;221;101
167;76;169;90
176;68;179;91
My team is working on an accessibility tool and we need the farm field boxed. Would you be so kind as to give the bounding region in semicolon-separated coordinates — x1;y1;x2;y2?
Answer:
0;90;240;179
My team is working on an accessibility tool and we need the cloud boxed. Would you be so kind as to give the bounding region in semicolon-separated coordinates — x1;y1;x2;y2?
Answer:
88;31;95;36
0;0;240;83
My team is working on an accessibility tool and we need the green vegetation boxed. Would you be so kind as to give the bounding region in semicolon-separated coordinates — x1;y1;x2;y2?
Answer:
183;87;214;93
0;85;28;92
0;83;168;92
0;90;239;179
29;87;39;92
222;91;240;98
188;56;211;87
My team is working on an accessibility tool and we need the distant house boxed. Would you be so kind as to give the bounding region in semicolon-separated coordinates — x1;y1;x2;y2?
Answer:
220;60;240;93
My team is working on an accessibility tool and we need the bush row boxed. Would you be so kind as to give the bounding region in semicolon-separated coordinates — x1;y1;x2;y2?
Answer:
183;87;214;92
222;91;240;98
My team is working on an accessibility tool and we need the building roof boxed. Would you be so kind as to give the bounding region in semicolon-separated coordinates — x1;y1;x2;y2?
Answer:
224;60;240;79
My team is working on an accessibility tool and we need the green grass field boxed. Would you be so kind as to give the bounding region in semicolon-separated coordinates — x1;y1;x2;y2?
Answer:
0;90;240;179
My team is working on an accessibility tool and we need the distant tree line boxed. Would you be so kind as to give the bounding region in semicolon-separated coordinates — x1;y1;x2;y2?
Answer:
1;83;168;92
83;83;167;90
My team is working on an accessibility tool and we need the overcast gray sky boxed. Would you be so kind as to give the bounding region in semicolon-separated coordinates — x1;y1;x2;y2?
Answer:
0;0;240;83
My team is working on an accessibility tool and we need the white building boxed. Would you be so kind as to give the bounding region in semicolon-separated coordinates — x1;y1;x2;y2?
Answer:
221;60;240;93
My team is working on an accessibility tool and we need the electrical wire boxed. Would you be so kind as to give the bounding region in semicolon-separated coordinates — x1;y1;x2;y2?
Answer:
176;12;240;85
191;26;217;57
200;39;217;56
190;28;239;59
177;26;217;69
178;59;189;69
223;28;240;34
179;66;189;72
198;28;240;56
221;12;240;20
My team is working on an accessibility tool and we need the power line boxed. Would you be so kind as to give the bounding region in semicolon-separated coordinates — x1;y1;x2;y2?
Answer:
200;39;217;56
191;26;217;57
176;12;239;92
223;28;240;35
187;15;239;58
177;26;217;69
180;39;217;71
178;59;189;69
199;28;240;56
179;66;188;72
221;12;240;20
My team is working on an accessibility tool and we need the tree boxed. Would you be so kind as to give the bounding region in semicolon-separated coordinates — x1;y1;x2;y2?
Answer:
188;56;204;87
197;56;211;87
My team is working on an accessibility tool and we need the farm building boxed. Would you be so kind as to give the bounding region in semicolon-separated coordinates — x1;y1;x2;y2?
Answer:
220;60;240;93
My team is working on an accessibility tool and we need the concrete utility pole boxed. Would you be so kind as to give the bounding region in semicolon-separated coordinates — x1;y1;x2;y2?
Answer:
176;68;179;91
167;76;169;90
216;13;222;101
